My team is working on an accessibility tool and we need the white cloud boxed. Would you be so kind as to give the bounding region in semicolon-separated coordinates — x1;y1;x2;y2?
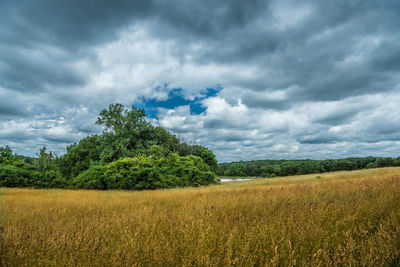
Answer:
154;91;400;161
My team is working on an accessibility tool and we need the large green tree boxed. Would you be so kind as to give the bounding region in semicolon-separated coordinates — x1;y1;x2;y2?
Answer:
57;103;218;180
96;104;155;162
57;135;102;179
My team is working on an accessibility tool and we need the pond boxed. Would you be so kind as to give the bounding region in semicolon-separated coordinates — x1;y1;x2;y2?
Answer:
219;178;251;183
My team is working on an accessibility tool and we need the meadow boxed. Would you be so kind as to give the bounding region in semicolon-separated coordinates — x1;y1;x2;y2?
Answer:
1;167;400;266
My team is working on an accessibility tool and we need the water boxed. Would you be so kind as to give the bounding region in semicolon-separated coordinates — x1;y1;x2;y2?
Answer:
219;178;251;183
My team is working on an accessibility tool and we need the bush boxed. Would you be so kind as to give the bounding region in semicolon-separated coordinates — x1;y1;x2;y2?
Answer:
366;162;377;169
0;165;40;187
72;166;107;190
103;151;218;190
50;177;69;189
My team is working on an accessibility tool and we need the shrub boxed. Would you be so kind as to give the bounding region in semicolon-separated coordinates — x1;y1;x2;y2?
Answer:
103;151;218;190
72;166;107;190
366;162;377;169
0;165;40;187
50;177;69;189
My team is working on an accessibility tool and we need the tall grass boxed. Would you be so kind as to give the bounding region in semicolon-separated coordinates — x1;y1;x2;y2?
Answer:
1;167;400;266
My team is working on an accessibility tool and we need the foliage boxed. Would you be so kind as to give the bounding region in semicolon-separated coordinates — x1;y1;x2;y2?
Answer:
57;135;102;179
96;104;149;162
0;146;62;188
35;147;60;182
72;166;107;190
0;146;13;165
177;144;219;173
218;156;400;177
102;147;217;190
152;126;180;152
0;165;39;188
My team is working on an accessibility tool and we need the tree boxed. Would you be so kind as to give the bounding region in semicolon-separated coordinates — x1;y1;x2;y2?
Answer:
228;163;246;176
57;135;102;179
298;160;321;175
190;145;219;173
36;147;57;181
0;146;13;165
260;165;279;177
152;127;180;152
95;104;219;172
376;157;395;168
96;104;155;162
279;162;299;176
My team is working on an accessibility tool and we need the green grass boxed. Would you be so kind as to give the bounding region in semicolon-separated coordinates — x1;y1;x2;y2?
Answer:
1;167;400;266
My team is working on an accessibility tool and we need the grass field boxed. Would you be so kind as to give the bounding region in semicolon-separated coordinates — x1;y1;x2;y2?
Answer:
1;167;400;266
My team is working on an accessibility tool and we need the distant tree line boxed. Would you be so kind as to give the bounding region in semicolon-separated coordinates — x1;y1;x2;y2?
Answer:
0;104;219;190
217;156;400;177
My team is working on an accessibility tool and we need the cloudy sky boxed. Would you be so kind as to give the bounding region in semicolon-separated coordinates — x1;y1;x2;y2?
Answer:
1;0;400;162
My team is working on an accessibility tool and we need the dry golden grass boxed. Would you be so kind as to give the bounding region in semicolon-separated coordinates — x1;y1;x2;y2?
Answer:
1;167;400;266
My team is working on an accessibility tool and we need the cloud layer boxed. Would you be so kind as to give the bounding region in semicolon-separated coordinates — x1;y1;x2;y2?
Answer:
1;0;400;161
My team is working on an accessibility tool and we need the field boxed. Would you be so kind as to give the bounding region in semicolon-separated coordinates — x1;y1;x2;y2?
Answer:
1;167;400;266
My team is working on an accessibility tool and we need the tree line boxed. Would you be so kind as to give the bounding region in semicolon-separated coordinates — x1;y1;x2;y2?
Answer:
0;104;219;190
217;156;400;177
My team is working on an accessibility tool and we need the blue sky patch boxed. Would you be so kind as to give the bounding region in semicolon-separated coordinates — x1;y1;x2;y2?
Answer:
136;86;222;118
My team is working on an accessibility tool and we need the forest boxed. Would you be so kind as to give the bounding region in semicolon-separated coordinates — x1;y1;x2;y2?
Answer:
0;104;218;190
217;156;400;177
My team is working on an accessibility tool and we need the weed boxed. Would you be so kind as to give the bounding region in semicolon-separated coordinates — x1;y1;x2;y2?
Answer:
1;167;400;266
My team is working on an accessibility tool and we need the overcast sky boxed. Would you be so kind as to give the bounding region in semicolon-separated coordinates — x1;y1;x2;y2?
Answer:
1;0;400;162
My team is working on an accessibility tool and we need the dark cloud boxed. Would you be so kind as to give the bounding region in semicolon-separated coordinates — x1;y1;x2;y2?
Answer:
2;0;400;99
368;119;400;136
215;134;246;142
0;0;155;94
1;0;154;49
43;135;78;144
0;47;87;93
297;134;341;145
313;107;363;126
241;92;290;110
155;0;269;39
1;0;400;160
203;119;243;129
0;101;28;117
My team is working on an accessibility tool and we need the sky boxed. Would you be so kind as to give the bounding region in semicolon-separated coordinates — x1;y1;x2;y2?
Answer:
1;0;400;162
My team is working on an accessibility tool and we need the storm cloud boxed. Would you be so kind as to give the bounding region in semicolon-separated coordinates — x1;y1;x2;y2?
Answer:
1;0;400;161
